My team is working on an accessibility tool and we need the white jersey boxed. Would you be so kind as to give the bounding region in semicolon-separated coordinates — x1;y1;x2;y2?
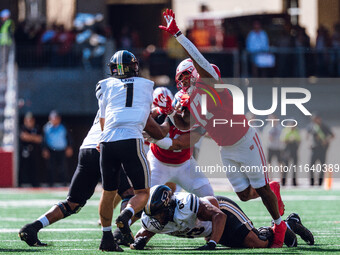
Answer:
80;110;101;149
141;192;212;238
97;77;154;142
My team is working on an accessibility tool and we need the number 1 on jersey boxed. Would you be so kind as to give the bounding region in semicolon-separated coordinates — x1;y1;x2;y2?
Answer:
125;83;134;107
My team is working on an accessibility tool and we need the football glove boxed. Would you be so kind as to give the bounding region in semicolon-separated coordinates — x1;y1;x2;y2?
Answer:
196;240;216;250
130;236;148;250
180;93;190;111
153;94;173;115
159;9;181;37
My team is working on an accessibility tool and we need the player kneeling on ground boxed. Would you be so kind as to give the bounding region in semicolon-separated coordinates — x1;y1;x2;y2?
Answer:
131;185;314;250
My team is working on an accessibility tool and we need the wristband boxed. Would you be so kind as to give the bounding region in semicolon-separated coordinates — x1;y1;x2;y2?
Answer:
174;31;182;38
155;137;173;150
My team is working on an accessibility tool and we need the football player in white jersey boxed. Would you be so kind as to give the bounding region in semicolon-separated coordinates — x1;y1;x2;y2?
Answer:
18;102;166;248
18;110;132;247
131;185;314;250
96;50;168;251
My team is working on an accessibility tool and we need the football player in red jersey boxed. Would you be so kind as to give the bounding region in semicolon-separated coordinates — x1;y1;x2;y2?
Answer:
158;9;286;248
148;86;214;197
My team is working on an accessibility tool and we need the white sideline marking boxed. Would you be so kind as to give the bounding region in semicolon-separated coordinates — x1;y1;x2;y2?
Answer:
1;195;339;208
0;200;99;208
0;228;99;233
3;239;100;242
1;218;100;225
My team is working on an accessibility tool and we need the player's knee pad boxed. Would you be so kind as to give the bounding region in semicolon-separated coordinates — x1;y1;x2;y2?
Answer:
57;201;82;218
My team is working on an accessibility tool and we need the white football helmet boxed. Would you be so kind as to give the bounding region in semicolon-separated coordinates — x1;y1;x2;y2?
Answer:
175;58;198;92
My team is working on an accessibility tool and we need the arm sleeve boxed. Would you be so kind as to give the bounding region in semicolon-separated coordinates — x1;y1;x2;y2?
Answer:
176;34;219;81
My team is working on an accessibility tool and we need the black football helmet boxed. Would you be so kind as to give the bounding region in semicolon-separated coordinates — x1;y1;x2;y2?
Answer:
109;50;139;78
144;185;175;230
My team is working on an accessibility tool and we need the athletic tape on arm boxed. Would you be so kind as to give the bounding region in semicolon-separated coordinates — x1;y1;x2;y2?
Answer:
176;34;219;81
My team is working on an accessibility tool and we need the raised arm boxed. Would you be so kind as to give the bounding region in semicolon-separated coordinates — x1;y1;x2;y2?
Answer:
159;9;219;82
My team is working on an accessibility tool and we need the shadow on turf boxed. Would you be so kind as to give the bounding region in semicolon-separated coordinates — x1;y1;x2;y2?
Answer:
297;244;340;253
0;248;44;253
142;247;298;254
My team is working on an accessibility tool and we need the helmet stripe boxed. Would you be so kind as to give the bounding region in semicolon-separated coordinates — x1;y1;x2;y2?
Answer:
117;50;122;76
120;50;125;76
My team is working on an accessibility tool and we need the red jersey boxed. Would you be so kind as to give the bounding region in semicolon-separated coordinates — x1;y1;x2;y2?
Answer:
150;125;192;164
189;79;249;146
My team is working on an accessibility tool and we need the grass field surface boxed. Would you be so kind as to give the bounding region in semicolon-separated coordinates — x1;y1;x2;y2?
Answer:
1;188;340;254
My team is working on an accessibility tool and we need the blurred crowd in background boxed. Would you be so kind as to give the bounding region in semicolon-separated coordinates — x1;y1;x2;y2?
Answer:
0;4;337;187
3;4;340;77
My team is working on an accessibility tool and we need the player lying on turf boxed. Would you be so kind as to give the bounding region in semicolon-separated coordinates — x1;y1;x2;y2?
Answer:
18;51;169;249
130;185;314;250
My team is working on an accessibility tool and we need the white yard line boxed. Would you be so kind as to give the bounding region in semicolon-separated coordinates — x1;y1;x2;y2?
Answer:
0;195;339;208
0;228;99;233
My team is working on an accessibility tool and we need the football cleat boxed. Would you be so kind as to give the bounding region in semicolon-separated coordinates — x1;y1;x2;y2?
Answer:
284;225;298;247
270;181;285;216
113;227;130;247
115;209;135;245
19;224;47;247
99;232;123;252
286;213;314;245
271;221;287;248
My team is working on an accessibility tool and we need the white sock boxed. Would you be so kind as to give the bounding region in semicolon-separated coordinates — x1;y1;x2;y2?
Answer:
102;226;112;232
128;219;132;226
126;207;135;216
38;216;50;228
274;217;282;225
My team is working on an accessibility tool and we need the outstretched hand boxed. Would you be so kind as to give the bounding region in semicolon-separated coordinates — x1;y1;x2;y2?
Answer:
158;9;181;36
180;93;190;111
153;94;173;115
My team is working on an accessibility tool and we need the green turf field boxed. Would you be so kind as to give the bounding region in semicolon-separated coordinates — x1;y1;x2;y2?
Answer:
1;188;340;254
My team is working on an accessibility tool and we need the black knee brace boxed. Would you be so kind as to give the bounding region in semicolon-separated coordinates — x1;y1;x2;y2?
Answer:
57;201;82;218
134;210;142;219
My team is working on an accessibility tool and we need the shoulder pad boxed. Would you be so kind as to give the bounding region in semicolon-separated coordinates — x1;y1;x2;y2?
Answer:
176;193;199;214
95;79;109;100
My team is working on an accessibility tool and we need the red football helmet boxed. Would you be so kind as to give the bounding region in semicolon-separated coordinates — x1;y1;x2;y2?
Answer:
175;58;198;92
